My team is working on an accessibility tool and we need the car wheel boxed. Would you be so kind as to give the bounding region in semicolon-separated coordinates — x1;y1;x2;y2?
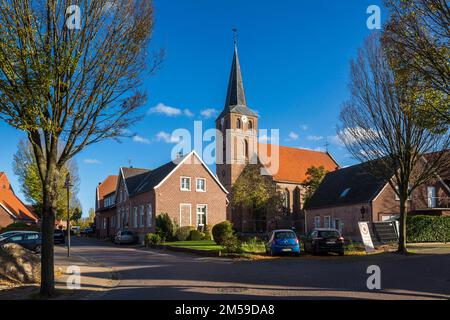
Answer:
35;245;41;253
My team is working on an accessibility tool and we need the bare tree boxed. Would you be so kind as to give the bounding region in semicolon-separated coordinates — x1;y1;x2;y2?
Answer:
383;0;450;124
0;0;162;296
338;35;450;254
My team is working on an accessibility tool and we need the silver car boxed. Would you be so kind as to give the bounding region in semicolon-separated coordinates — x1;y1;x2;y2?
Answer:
114;231;136;244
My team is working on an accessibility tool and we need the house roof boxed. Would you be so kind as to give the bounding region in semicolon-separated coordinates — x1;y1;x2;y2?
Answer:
97;175;118;200
258;144;340;184
304;160;391;210
120;167;151;195
0;172;39;222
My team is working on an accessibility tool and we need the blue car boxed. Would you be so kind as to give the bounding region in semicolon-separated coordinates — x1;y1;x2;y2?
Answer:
266;229;301;256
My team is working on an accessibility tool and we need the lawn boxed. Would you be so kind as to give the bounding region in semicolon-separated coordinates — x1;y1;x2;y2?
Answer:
163;240;223;251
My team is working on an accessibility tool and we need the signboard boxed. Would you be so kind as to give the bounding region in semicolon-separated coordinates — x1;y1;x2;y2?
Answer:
358;222;375;253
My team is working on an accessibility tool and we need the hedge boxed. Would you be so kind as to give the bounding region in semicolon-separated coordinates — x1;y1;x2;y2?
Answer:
407;215;450;243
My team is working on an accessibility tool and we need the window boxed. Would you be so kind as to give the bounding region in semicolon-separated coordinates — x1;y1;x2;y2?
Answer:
197;205;207;227
395;186;412;201
25;233;39;240
314;216;321;229
340;188;351;198
180;204;192;227
236;118;242;129
180;177;191;191
133;207;138;228
196;178;206;192
283;189;290;212
147;204;153;227
427;186;436;208
103;218;107;230
244;140;249;159
324;216;331;229
140;205;145;227
248;120;253;130
111;216;115;228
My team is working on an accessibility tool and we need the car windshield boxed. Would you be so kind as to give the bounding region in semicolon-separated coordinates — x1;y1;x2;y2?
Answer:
122;231;133;236
318;230;340;238
275;232;296;239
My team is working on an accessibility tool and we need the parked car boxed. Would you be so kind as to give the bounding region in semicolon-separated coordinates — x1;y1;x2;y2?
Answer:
114;231;137;245
304;228;345;256
0;230;33;242
0;232;42;253
54;229;66;244
266;229;301;256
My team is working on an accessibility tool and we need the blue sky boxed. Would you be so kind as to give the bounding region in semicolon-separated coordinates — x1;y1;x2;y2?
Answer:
0;0;384;216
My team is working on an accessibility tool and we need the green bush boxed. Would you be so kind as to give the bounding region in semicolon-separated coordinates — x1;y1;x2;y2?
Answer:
241;237;265;253
189;229;204;241
0;223;39;233
222;234;243;254
176;226;195;241
203;224;212;240
144;233;162;246
407;215;450;243
155;213;177;241
212;221;234;245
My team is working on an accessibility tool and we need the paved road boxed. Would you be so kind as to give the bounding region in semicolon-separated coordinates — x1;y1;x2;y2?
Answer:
70;237;450;300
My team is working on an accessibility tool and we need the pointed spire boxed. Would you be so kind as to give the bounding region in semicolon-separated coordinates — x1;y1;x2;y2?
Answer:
224;43;247;108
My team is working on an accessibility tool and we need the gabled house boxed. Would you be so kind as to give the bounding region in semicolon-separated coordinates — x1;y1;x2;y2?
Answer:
95;175;118;238
0;172;39;227
96;151;228;241
304;159;450;240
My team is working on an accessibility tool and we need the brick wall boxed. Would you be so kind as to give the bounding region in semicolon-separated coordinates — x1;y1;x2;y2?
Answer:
0;206;15;228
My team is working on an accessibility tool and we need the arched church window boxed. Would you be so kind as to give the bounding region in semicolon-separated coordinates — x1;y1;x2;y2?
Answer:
244;140;249;160
283;189;290;212
236;118;242;130
248;120;253;131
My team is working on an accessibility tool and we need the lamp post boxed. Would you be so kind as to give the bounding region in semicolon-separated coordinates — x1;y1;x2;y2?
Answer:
65;174;73;257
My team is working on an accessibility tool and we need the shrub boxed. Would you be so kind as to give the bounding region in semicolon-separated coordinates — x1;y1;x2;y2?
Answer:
189;229;204;241
222;234;243;254
1;223;39;233
212;221;234;245
176;226;195;241
203;224;212;240
155;213;177;241
241;237;265;253
144;233;162;247
407;215;450;243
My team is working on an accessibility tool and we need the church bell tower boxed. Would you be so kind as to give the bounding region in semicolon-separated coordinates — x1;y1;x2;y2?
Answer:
216;42;259;192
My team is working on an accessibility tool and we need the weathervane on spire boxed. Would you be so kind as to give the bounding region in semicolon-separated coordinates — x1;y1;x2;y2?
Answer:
324;137;330;153
232;28;238;45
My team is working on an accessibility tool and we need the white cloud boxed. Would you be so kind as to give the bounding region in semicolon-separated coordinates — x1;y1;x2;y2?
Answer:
156;131;181;144
300;124;309;131
83;159;101;165
287;131;299;141
328;134;344;146
307;135;324;141
200;108;219;119
148;103;193;117
132;135;151;144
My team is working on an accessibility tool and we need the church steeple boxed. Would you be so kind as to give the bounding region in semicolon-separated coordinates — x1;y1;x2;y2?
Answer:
224;44;247;108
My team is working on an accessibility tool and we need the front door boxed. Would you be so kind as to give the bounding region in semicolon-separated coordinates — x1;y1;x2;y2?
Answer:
334;219;342;234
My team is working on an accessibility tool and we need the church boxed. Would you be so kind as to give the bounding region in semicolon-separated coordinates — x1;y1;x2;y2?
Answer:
215;43;340;234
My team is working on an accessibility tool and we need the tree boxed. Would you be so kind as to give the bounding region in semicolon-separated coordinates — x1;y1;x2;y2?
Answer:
383;0;450;124
13;140;81;221
0;0;161;296
338;35;450;254
231;164;283;230
78;208;95;230
301;166;329;205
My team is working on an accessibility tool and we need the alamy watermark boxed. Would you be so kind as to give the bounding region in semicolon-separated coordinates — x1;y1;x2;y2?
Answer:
366;265;381;290
366;5;381;30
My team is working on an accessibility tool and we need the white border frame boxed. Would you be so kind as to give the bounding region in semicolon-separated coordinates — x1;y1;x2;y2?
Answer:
180;176;191;191
196;178;207;192
179;203;192;226
196;204;208;227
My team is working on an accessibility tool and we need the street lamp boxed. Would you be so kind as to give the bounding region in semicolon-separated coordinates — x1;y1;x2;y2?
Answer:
64;173;73;257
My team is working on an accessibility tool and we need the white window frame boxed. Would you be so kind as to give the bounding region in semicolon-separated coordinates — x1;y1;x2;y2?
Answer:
133;207;138;228
180;176;191;191
147;204;153;227
314;216;321;229
196;178;206;192
196;204;207;227
324;216;331;229
179;203;192;227
427;186;437;208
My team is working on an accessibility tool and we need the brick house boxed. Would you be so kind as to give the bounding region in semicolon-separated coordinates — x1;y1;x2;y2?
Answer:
96;151;228;241
0;172;39;227
304;159;450;240
95;175;118;238
215;43;339;233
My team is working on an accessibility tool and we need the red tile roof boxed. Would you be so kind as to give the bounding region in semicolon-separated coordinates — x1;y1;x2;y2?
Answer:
97;175;118;200
258;144;340;183
0;172;39;222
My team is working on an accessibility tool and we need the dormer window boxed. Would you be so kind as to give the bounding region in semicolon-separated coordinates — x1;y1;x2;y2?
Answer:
340;188;351;198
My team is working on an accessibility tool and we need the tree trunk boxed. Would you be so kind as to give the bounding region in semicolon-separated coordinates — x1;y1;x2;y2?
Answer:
39;171;58;297
397;197;408;254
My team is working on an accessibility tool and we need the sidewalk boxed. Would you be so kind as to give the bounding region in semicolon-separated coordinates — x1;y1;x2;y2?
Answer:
0;245;119;300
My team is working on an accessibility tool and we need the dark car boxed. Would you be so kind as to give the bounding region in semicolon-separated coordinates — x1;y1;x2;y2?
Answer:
114;231;137;244
0;232;42;253
54;229;66;244
304;228;345;256
266;229;301;256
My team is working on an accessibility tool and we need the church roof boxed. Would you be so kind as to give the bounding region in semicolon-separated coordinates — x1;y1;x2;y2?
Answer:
258;144;340;184
218;44;258;119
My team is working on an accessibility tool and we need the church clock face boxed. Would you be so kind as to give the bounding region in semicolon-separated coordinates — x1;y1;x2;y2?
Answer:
241;115;248;124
